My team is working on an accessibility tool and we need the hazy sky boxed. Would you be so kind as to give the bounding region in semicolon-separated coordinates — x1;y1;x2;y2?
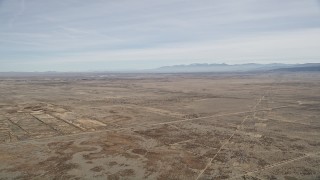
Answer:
1;0;320;71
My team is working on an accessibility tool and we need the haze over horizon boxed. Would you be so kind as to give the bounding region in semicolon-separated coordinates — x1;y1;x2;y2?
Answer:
1;0;320;72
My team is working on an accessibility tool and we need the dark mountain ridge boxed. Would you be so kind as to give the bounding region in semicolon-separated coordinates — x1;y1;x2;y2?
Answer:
152;63;320;73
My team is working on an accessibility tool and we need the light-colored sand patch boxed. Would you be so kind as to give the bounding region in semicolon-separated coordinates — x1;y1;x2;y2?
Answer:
77;119;107;128
254;123;267;128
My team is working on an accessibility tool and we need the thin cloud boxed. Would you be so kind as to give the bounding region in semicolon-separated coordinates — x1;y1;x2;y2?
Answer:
0;0;319;71
8;0;25;28
15;28;320;64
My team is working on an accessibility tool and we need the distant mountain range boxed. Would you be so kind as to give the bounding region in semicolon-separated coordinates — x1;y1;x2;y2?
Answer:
1;63;319;75
151;63;320;73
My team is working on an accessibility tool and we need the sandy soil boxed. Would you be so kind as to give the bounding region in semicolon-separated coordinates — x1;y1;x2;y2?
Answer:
0;72;319;179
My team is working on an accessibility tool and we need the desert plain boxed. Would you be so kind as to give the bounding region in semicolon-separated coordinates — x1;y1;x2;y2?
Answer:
0;72;319;179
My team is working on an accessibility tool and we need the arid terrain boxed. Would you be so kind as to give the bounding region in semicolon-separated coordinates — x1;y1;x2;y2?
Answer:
0;72;319;180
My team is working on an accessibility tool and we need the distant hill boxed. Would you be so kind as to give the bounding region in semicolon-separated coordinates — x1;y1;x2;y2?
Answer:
151;63;320;73
1;63;319;75
270;63;320;72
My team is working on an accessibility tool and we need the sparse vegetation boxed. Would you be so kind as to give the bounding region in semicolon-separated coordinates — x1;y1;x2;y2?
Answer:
0;72;319;179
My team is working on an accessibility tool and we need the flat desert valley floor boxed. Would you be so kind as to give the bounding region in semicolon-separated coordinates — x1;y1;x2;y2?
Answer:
0;72;319;180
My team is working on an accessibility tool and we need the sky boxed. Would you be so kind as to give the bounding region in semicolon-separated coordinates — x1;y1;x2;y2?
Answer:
0;0;320;72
